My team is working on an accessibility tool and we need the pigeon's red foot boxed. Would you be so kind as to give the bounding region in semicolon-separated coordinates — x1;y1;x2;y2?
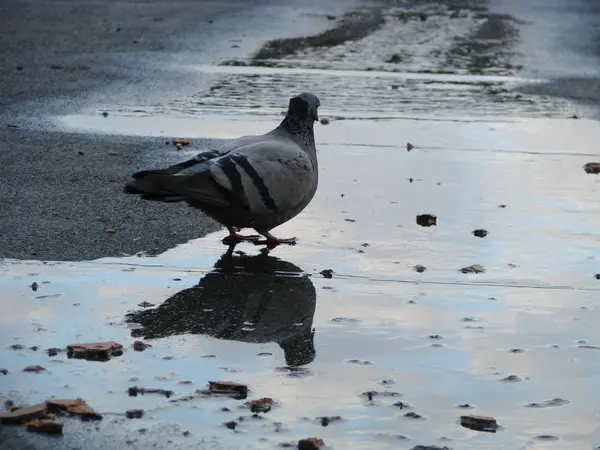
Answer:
253;234;297;249
222;228;261;245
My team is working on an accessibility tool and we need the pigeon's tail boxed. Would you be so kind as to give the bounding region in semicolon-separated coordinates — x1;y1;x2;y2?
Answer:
124;174;186;203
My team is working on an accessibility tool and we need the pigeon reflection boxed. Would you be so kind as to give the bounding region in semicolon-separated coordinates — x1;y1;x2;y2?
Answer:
126;250;316;367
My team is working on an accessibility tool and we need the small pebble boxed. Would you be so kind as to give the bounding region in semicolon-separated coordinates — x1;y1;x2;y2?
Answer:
416;214;437;227
472;229;488;238
320;269;334;279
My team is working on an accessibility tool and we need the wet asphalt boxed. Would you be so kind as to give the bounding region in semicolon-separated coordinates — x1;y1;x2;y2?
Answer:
1;0;600;261
0;0;378;261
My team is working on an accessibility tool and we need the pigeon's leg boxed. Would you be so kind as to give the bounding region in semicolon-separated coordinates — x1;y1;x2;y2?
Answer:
253;231;297;248
221;226;261;245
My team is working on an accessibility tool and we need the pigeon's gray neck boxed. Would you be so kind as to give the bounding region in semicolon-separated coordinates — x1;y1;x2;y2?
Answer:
277;115;316;157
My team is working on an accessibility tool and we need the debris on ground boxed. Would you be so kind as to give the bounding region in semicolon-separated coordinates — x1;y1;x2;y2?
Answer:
320;117;330;125
200;381;248;399
10;344;25;350
319;269;334;279
584;162;600;174
404;411;424;419
0;369;7;375
360;390;401;401
31;281;38;291
246;398;273;413
47;347;62;356
472;229;488;238
413;264;427;273
317;415;343;426
416;214;437;227
393;401;412;409
406;142;414;151
410;446;451;450
525;397;570;408
67;341;123;361
500;375;522;382
125;409;144;419
46;398;102;421
460;264;486;274
460;414;498;432
138;301;155;307
224;420;237;430
1;398;102;431
132;340;151;351
386;53;403;63
172;138;190;147
346;359;373;365
23;365;46;373
25;419;63;434
457;403;473;409
298;438;325;450
0;404;48;424
128;386;174;398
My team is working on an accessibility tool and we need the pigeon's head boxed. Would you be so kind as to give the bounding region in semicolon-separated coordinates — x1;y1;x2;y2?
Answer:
288;92;320;122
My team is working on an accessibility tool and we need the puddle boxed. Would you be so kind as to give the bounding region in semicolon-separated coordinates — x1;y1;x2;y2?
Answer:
3;0;600;448
54;64;576;138
4;111;600;448
47;3;588;137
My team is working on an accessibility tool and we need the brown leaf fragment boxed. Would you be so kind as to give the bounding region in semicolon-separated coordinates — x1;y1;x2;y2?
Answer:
246;397;273;413
25;419;63;434
207;381;248;399
67;341;123;361
133;341;151;351
0;404;48;424
23;365;46;373
46;398;102;421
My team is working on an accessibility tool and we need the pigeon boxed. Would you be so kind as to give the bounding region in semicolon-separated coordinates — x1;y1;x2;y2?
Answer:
124;92;320;248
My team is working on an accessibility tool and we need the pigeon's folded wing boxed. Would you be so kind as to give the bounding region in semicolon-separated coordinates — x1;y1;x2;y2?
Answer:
171;140;314;214
132;133;271;179
210;140;316;215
